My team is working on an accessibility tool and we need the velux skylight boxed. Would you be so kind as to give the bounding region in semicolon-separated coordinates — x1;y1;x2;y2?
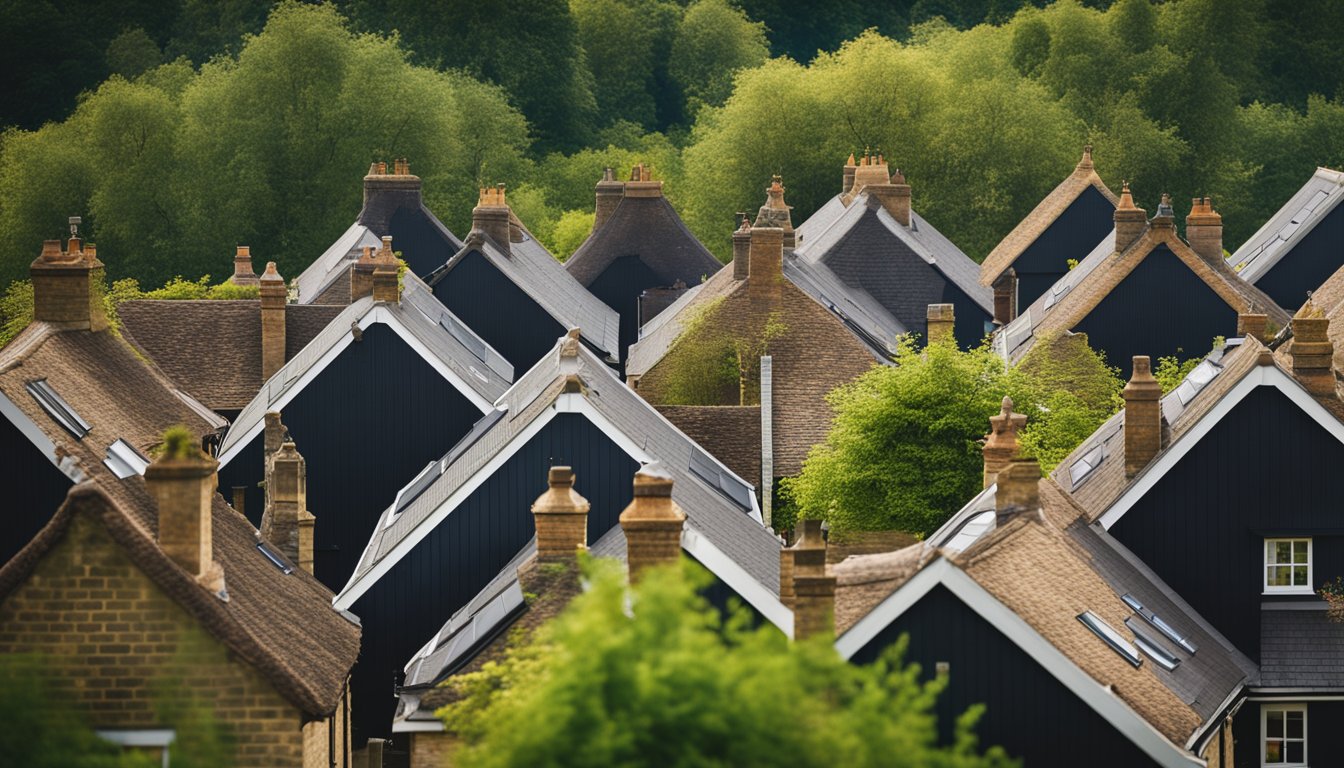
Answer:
1121;594;1197;654
1068;444;1106;489
103;439;148;479
689;446;754;511
1077;611;1142;668
26;379;90;439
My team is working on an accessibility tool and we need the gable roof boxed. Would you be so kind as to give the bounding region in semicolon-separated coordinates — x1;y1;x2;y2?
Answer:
335;335;786;629
427;230;621;362
294;222;386;305
216;273;513;464
1228;167;1344;283
0;479;361;718
1296;259;1344;373
565;195;722;288
118;300;342;411
979;148;1119;286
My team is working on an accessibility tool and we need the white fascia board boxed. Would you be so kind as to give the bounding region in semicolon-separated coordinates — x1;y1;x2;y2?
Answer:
391;720;445;734
1100;365;1344;530
680;524;791;636
835;560;1204;768
0;388;83;482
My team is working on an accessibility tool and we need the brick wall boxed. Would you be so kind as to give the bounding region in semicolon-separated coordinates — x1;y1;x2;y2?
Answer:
410;730;459;767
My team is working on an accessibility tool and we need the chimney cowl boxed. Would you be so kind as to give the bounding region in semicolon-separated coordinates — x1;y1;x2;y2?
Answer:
231;245;259;286
755;176;795;248
532;466;590;562
1113;182;1148;252
982;396;1027;489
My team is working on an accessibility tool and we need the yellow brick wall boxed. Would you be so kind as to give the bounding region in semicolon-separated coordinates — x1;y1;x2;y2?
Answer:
410;731;459;768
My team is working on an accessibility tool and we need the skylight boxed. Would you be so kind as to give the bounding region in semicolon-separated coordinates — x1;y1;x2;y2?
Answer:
1069;444;1106;488
392;460;442;518
1174;359;1222;406
103;439;148;479
1121;594;1197;653
440;313;490;364
945;510;995;553
1131;627;1181;671
1077;611;1142;667
445;408;506;467
419;580;526;683
689;446;754;511
256;542;294;575
26;379;90;439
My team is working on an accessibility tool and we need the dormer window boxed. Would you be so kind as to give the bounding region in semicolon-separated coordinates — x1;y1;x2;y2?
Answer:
1264;539;1312;594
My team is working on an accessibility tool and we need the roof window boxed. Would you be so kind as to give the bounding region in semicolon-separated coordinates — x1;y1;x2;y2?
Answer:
440;313;490;364
103;439;149;479
1131;628;1181;671
689;446;754;511
256;542;294;575
26;379;90;439
1077;611;1142;667
1120;593;1197;653
1068;444;1106;488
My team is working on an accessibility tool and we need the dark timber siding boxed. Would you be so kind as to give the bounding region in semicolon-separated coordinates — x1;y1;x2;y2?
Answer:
850;584;1160;766
390;206;457;279
215;323;485;594
431;250;567;373
0;416;74;564
1014;186;1117;309
1253;202;1344;312
586;255;667;367
1233;700;1344;767
347;412;637;743
1110;386;1344;660
1072;244;1239;378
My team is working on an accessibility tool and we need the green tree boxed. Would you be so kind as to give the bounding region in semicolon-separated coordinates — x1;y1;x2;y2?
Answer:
670;0;770;117
570;0;681;131
548;209;596;261
442;557;1016;768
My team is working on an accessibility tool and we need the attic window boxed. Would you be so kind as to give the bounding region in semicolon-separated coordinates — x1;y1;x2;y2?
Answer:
103;439;148;479
688;446;754;511
1174;359;1222;406
1077;611;1142;667
1121;594;1197;654
445;408;506;467
1068;444;1106;488
392;459;442;519
440;313;490;364
1131;628;1181;671
26;379;90;439
256;542;293;575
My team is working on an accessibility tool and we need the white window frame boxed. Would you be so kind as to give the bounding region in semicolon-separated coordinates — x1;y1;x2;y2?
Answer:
96;729;174;768
1260;704;1307;767
1264;538;1313;594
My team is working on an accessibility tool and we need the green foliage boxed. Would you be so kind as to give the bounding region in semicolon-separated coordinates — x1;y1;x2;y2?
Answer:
1154;355;1201;395
670;0;770;117
136;275;258;301
548;210;596;262
441;557;1015;768
571;0;682;131
0;280;33;348
160;424;200;459
656;297;736;406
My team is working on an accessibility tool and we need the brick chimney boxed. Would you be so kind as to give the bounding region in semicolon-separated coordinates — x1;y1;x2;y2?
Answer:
30;232;108;332
351;245;376;301
619;464;686;582
1238;312;1269;343
262;439;315;575
926;303;955;346
779;546;795;609
532;466;589;562
748;226;784;302
754;176;795;248
594;167;624;233
359;158;422;233
790;519;835;641
994;455;1041;527
264;410;287;455
1185;196;1223;263
870;166;913;227
842;153;857;195
1123;356;1163;477
1114;182;1148;252
1290;300;1335;398
371;236;399;303
624;163;663;198
1150;193;1176;229
472;184;512;254
146;427;225;597
983;396;1027;489
732;215;751;281
259;262;287;382
230;246;259;287
992;268;1018;325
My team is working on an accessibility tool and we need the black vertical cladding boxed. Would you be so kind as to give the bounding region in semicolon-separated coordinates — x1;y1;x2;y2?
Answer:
585;255;667;367
1110;386;1344;660
850;584;1160;767
685;554;770;630
1012;186;1117;309
388;207;458;279
1254;202;1344;312
431;250;567;374
347;412;637;743
0;416;75;563
1233;700;1344;767
1071;244;1239;378
214;323;485;594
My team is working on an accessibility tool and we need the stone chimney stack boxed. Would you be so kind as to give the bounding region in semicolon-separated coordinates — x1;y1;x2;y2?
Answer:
1114;182;1148;252
30;228;108;332
1123;356;1163;477
146;427;225;597
259;262;287;382
1290;300;1335;398
1185;196;1223;263
790;519;836;641
748;226;784;302
262;438;315;575
872;167;913;227
594;167;624;233
372;236;399;303
473;185;512;254
732;216;751;281
779;546;795;609
532;466;589;563
619;464;686;582
842;153;857;195
351;245;376;301
994;455;1041;527
754;176;795;248
264;411;287;455
992;269;1018;326
359;158;422;233
624;163;663;198
983;396;1027;489
1150;193;1176;229
231;246;259;287
926;303;955;346
1238;312;1269;343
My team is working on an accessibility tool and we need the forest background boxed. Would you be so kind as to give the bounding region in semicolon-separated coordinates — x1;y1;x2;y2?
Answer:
2;0;1342;290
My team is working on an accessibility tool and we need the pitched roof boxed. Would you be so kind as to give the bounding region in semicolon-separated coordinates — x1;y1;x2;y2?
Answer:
1296;259;1344;372
1259;608;1344;690
427;230;621;361
996;223;1290;364
216;273;512;462
0;480;361;717
337;336;784;622
784;253;906;357
979;148;1119;285
565;195;722;288
118;300;342;411
293;222;385;305
1228;167;1344;283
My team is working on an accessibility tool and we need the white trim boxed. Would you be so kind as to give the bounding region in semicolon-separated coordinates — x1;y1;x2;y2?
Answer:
96;729;175;768
1247;694;1344;700
0;388;84;482
835;559;1204;768
1263;538;1314;595
392;720;445;734
1187;685;1248;752
1100;365;1344;529
680;524;791;635
1260;702;1308;767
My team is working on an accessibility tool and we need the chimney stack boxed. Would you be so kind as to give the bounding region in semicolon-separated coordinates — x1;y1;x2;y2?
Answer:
754;176;795;248
231;246;259;287
790;519;836;641
624;163;663;198
842;153;857;195
992;269;1018;325
732;215;752;281
1150;193;1176;229
264;410;287;455
1113;182;1148;252
994;455;1042;527
262;437;315;575
926;303;955;347
146;427;225;597
351;246;375;301
532;466;589;562
359;158;422;233
1238;312;1269;343
1290;300;1335;398
29;231;108;332
1123;356;1163;477
472;184;512;254
259;262;287;381
779;546;795;609
870;167;913;227
748;226;784;302
594;167;624;233
983;396;1027;489
1185;196;1223;263
619;464;686;582
372;236;399;303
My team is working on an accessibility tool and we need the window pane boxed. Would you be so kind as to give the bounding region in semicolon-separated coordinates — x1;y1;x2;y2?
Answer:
1294;566;1308;586
1266;739;1282;762
1293;543;1308;564
1287;711;1303;738
1268;710;1284;738
1267;540;1277;562
1269;566;1290;586
1276;541;1292;563
1286;741;1303;763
